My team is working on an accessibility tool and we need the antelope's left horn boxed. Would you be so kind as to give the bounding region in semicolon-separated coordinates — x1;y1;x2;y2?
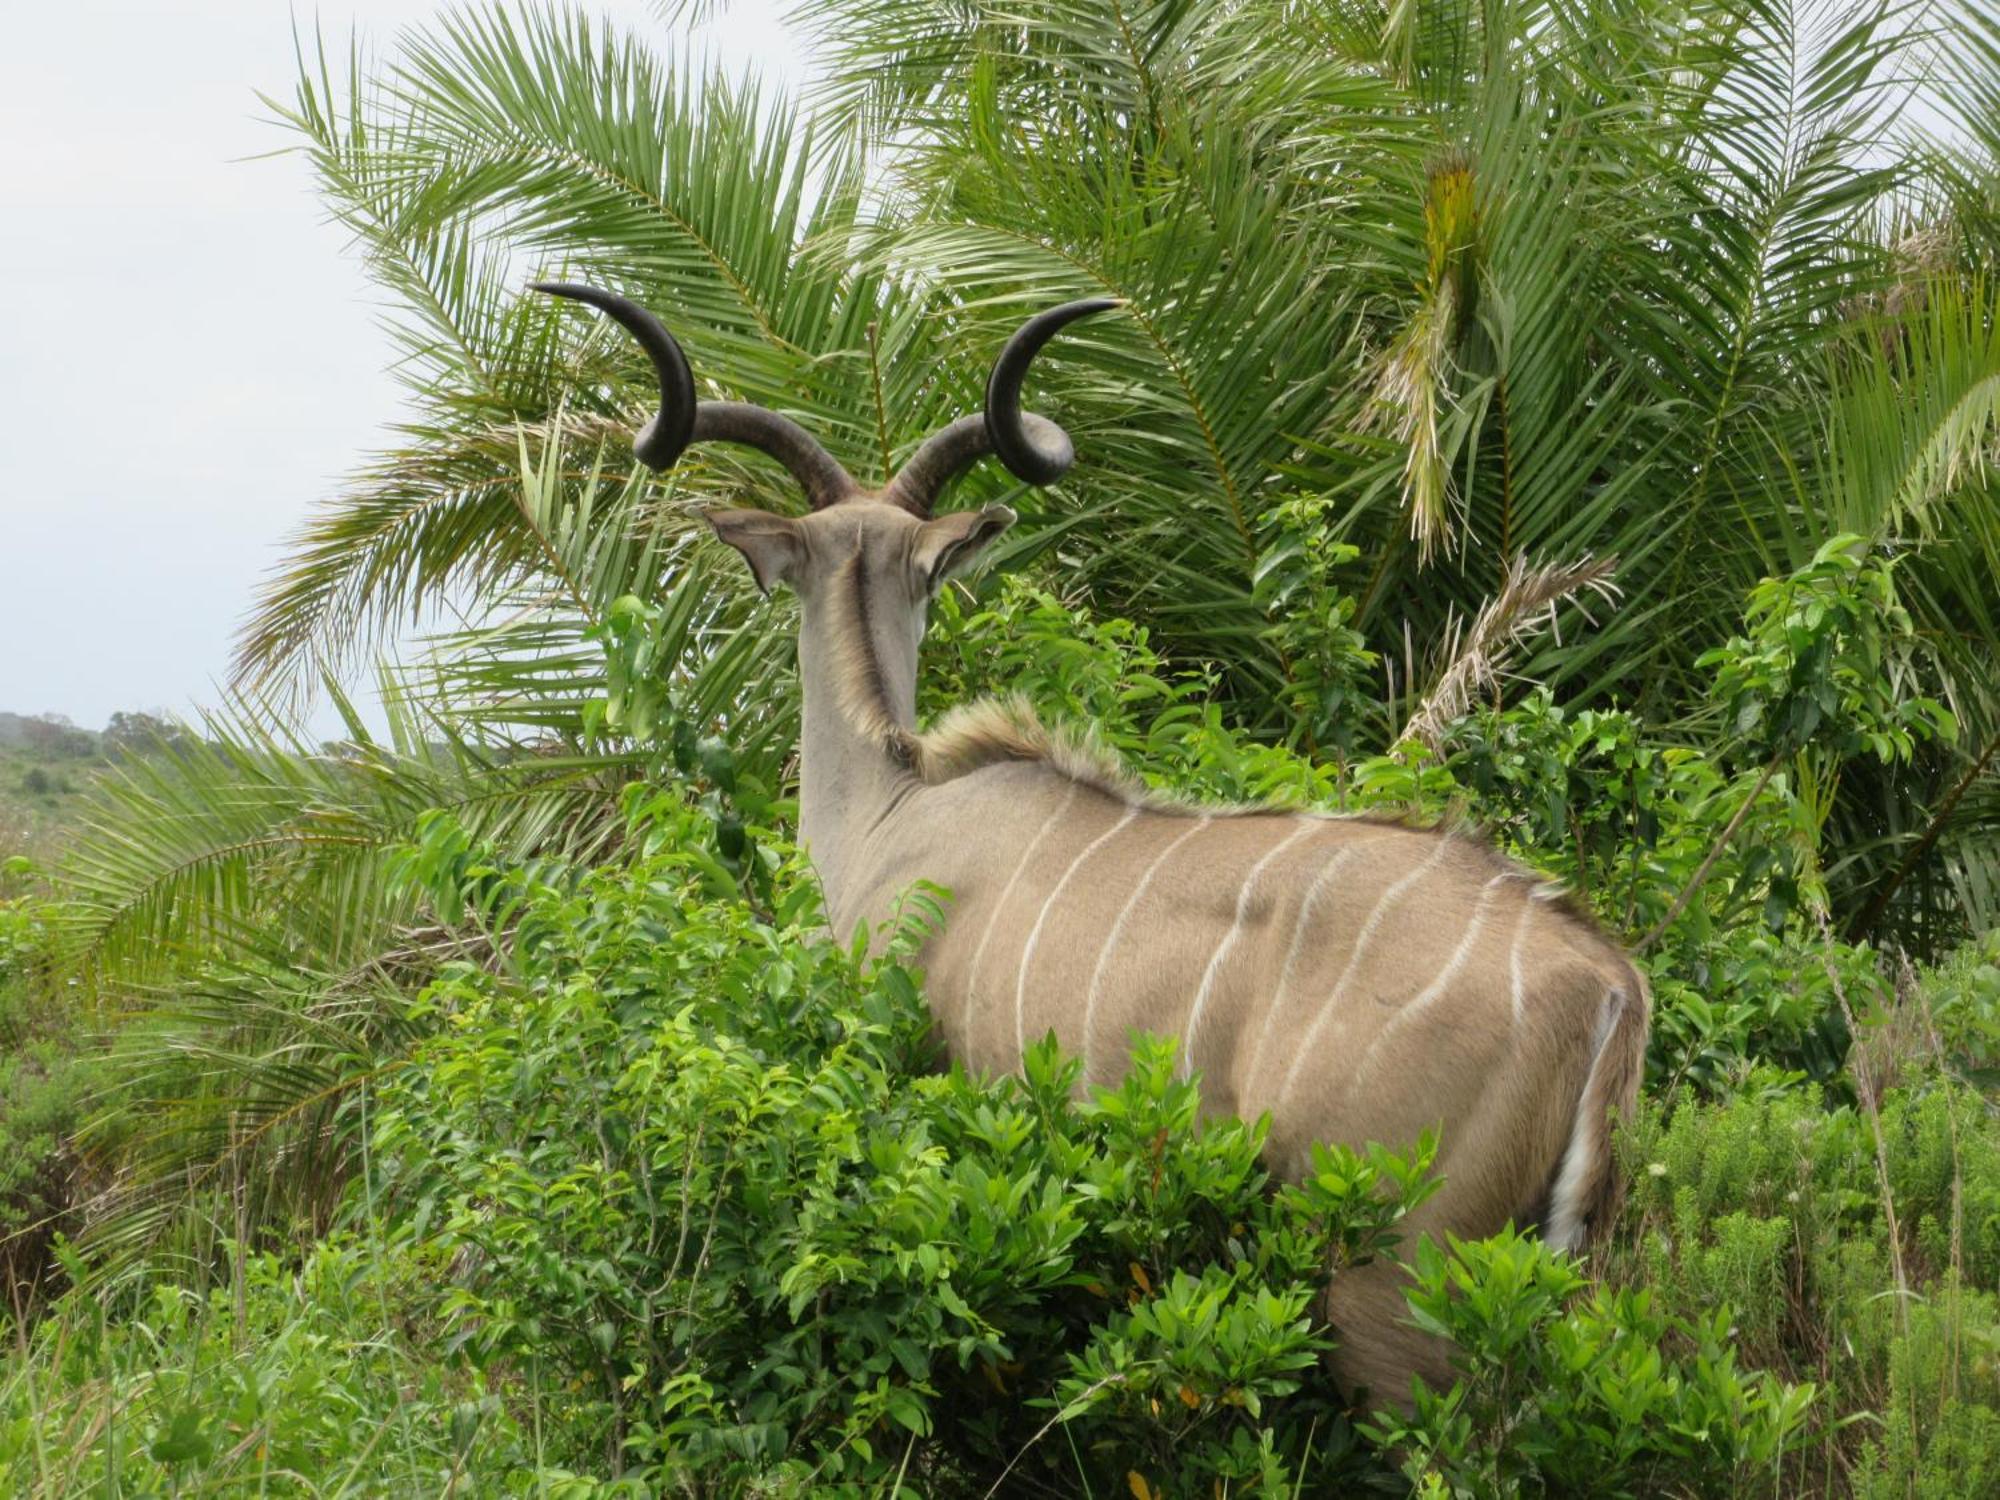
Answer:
885;297;1119;516
533;282;696;470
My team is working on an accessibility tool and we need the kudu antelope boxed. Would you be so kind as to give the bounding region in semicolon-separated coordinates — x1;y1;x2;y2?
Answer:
537;282;1650;1405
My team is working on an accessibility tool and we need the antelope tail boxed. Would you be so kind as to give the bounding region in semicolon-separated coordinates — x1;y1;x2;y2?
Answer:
1544;967;1650;1253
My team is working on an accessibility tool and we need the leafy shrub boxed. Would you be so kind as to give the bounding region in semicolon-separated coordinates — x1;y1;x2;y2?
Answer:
1699;537;1952;771
0;886;91;1303
369;791;1436;1493
0;1238;567;1498
1644;928;1882;1096
1617;1067;2000;1494
1922;929;2000;1084
1367;1228;1817;1498
0;1037;87;1303
1854;1288;2000;1499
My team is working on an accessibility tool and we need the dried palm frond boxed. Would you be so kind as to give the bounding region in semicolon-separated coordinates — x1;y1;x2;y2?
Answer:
1366;155;1480;566
1399;553;1621;752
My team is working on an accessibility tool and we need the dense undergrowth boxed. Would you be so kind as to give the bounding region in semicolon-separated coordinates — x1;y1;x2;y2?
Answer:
4;545;2000;1494
4;791;1998;1496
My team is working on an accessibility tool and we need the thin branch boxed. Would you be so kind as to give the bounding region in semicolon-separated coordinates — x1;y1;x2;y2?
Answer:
1847;727;2000;939
1637;755;1782;953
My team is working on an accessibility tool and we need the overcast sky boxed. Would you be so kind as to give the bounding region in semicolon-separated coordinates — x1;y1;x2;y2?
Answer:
0;1;802;738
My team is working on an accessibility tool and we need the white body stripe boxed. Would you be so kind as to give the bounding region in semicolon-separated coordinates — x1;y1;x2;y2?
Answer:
1180;820;1318;1077
1241;842;1365;1094
1014;806;1139;1059
1274;838;1453;1109
1081;815;1213;1068
965;784;1078;1005
1343;873;1512;1096
1507;901;1534;1030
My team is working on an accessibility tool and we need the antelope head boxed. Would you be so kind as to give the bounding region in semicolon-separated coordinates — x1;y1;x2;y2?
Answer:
536;282;1115;889
533;282;1113;617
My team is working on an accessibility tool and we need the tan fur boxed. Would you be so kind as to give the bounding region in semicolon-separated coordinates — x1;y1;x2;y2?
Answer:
913;694;1157;804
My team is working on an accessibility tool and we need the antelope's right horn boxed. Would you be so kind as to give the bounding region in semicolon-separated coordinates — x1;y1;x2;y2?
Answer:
885;297;1119;516
534;282;857;510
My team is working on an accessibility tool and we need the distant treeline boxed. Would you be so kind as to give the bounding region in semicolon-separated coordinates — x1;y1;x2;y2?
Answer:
0;711;195;761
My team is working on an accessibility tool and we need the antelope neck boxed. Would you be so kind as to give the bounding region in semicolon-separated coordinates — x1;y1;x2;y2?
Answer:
794;532;923;924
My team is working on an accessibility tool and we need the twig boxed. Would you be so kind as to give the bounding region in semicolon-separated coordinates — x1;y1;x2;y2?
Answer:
1814;914;1909;1334
1637;755;1782;953
979;1373;1126;1500
1848;728;2000;939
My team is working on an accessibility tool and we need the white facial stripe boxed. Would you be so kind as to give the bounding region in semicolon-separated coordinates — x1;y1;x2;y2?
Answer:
1274;837;1453;1111
1015;805;1140;1060
1180;820;1319;1079
1082;814;1213;1069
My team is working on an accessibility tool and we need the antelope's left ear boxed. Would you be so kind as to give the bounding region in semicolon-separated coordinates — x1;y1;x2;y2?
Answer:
913;505;1016;591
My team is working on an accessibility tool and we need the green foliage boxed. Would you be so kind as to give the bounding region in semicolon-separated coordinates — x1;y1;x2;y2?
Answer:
368;794;1432;1492
1643;929;1880;1097
922;580;1352;812
224;0;2000;958
1699;537;1953;770
1369;1228;1817;1498
0;887;93;1303
1615;1063;2000;1496
15;790;2000;1492
1252;495;1381;761
0;1239;574;1499
1922;929;2000;1084
1854;1290;2000;1500
0;1036;88;1304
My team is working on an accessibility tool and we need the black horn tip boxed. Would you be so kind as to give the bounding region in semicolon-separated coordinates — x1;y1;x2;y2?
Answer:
984;297;1119;485
1005;414;1076;485
532;281;696;471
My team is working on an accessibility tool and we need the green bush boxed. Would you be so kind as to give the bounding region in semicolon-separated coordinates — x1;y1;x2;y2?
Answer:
0;1238;567;1498
1367;1228;1817;1498
368;791;1435;1492
368;793;1912;1495
1616;1065;2000;1495
0;887;92;1303
1922;930;2000;1085
12;787;2000;1494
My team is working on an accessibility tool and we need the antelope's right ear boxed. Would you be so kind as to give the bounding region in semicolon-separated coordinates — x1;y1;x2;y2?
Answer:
706;509;804;594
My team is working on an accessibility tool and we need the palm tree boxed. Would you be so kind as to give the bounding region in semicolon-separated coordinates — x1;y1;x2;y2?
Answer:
242;0;2000;937
49;0;2000;1258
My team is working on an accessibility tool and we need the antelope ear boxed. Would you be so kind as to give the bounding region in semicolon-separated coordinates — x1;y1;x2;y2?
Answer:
913;505;1016;591
706;509;804;594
